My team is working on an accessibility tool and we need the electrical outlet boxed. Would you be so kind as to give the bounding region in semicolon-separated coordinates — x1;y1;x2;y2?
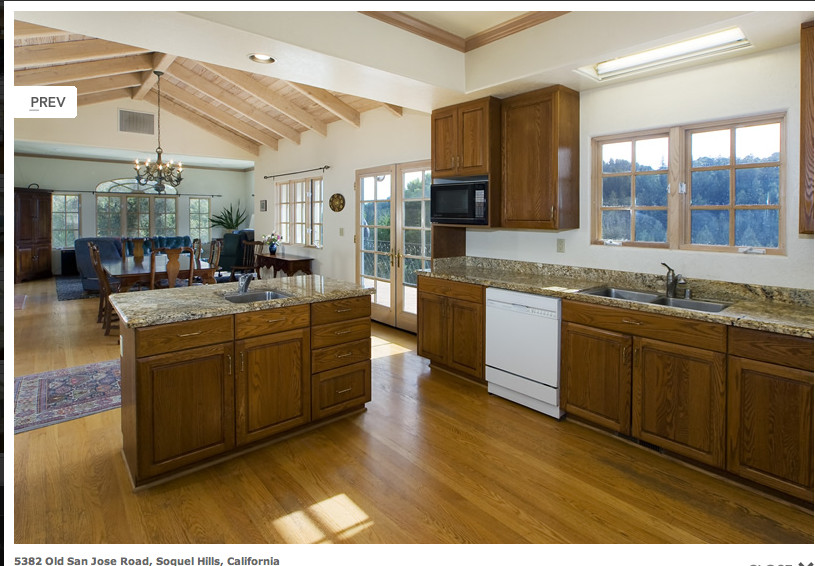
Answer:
556;238;566;253
339;227;344;237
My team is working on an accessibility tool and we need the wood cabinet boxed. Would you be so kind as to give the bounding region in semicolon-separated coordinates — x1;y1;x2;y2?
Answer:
562;300;727;468
727;327;814;502
501;85;580;230
15;187;53;283
431;97;500;179
417;275;485;382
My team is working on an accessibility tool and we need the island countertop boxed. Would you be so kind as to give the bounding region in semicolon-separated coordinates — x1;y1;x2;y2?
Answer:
109;274;374;328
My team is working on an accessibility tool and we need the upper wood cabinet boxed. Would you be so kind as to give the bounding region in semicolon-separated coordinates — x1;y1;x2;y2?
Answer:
800;21;813;234
431;96;501;179
501;85;580;230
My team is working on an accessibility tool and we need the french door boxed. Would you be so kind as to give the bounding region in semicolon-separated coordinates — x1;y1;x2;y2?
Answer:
356;161;432;333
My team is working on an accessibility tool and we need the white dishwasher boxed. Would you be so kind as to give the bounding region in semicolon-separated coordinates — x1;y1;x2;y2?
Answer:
485;288;563;419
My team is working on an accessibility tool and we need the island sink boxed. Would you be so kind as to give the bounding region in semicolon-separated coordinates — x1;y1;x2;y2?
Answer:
224;290;292;303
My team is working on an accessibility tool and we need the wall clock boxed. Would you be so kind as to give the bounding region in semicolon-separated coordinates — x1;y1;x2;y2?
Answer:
329;193;346;212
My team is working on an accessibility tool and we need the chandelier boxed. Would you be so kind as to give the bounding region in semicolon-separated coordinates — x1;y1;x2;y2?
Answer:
134;70;182;193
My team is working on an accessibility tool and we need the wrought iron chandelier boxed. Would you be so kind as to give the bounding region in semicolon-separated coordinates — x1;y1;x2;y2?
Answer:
134;70;182;193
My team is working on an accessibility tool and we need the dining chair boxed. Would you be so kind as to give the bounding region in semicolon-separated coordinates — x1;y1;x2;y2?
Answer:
229;240;264;281
193;240;222;285
150;247;196;289
88;242;120;335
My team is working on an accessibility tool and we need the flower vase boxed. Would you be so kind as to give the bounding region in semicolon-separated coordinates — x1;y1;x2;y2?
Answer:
269;244;277;255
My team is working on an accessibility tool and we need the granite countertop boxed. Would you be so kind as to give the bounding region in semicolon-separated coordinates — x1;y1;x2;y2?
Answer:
109;274;374;328
423;258;814;339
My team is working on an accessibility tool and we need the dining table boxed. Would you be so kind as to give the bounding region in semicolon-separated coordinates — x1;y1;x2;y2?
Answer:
103;254;216;292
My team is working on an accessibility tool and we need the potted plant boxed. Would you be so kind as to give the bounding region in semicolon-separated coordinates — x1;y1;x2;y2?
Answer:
261;232;283;254
210;201;248;231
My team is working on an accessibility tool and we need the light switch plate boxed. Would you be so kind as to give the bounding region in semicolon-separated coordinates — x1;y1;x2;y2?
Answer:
556;239;566;253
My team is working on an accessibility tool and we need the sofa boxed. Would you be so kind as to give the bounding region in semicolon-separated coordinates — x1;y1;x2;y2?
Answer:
75;235;193;292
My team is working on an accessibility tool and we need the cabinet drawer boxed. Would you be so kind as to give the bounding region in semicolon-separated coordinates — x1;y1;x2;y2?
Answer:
311;317;371;349
418;276;484;304
235;304;310;339
312;360;371;420
728;327;814;371
312;338;371;374
311;296;371;325
136;316;234;357
562;300;726;352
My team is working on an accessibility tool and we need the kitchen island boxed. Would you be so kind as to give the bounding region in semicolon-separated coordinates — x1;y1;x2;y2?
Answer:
109;275;374;488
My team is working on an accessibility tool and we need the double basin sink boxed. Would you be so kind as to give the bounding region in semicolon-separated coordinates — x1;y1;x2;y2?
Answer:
579;286;731;313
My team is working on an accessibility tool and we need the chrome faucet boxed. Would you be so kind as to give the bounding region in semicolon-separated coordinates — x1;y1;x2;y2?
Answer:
237;273;253;294
661;262;681;297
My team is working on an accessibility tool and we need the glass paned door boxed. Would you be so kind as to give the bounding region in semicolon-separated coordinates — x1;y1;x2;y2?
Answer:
356;161;431;332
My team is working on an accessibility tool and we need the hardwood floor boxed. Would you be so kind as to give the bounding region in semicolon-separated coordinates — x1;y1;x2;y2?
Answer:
12;277;814;546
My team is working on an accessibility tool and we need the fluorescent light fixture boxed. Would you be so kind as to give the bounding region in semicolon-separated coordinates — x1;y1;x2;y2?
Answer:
577;28;751;81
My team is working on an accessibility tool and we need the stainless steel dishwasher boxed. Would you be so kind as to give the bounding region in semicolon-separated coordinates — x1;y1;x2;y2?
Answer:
485;287;563;419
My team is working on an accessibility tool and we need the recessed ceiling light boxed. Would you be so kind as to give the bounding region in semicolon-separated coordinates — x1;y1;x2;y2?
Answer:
576;27;751;82
248;53;275;64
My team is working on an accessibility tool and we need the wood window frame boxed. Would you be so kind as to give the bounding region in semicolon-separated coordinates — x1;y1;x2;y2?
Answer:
51;193;81;250
275;176;324;248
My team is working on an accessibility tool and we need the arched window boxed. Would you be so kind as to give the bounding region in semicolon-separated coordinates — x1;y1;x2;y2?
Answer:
95;178;178;237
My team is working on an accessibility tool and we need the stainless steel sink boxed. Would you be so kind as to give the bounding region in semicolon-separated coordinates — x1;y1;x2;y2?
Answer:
650;296;731;313
224;290;291;303
579;287;660;303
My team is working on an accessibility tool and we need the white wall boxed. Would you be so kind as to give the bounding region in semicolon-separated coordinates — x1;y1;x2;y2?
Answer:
467;44;814;290
251;107;430;283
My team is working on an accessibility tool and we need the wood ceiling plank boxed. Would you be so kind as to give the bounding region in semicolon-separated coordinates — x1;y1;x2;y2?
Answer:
286;81;361;127
14;53;154;85
145;91;261;155
14;21;68;40
73;72;143;96
169;63;300;144
78;89;131;107
15;38;150;67
199;62;329;136
133;53;178;100
159;82;280;150
383;103;404;116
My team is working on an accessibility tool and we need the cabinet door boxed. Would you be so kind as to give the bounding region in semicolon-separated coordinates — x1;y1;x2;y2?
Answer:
15;245;35;282
235;328;311;445
727;356;814;501
562;321;632;434
135;342;235;480
632;337;726;468
457;100;490;176
33;242;53;278
431;106;458;177
417;291;447;364
447;297;485;380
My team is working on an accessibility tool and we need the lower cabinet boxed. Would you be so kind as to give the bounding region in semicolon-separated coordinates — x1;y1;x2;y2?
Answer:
417;275;485;382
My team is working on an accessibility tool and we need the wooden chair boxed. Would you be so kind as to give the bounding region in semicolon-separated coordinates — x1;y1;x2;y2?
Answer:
229;240;264;281
194;240;222;285
88;242;120;335
150;247;196;289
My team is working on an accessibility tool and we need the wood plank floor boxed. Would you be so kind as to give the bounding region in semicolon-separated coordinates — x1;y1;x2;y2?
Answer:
12;277;814;545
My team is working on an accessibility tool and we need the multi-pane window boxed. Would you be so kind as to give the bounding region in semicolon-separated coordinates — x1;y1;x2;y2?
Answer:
593;113;784;253
189;197;211;244
153;197;177;236
276;176;324;247
95;179;178;237
125;196;150;237
96;195;123;237
52;194;81;249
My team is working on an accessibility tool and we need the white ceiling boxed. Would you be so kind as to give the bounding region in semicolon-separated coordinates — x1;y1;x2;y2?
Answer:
11;6;814;168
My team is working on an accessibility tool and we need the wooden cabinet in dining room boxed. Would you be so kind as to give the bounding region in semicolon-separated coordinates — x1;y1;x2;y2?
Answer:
15;187;53;283
431;96;501;179
501;85;580;230
727;327;814;502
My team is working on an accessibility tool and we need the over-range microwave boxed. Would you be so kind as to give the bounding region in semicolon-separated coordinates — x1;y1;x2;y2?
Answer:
430;179;488;225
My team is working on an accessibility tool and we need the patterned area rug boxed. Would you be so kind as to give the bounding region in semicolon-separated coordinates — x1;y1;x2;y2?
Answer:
55;275;92;301
14;360;121;433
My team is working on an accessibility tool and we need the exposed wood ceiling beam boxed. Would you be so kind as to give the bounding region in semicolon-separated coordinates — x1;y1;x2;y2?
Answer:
73;72;143;96
14;21;68;40
168;63;301;144
160;81;280;150
14;53;154;86
132;53;178;100
383;103;404;117
78;90;131;107
199;62;329;136
286;81;360;127
145;90;260;155
15;38;150;67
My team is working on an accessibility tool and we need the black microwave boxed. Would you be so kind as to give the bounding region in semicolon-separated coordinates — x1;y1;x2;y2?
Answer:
430;179;488;225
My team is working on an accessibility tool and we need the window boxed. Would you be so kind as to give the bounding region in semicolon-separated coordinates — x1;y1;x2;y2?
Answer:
95;179;178;237
52;193;80;249
592;113;784;254
276;176;324;247
189;197;211;244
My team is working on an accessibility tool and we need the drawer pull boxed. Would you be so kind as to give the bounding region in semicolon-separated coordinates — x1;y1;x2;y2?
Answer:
177;331;203;337
266;318;285;323
335;308;352;313
334;330;352;335
226;354;232;375
336;388;352;395
337;352;353;359
621;318;642;325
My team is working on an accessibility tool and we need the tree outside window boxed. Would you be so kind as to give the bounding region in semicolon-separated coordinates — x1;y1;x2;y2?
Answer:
52;194;80;249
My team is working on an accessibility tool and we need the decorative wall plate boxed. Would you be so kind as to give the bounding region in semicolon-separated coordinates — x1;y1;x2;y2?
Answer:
329;193;346;212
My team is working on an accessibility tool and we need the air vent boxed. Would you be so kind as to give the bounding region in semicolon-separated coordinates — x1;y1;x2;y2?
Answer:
119;109;154;135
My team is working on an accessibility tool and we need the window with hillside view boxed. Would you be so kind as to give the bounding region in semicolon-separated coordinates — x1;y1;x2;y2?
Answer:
593;113;784;254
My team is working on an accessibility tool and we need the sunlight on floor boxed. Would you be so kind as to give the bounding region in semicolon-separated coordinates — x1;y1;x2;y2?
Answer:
272;493;374;543
371;335;412;359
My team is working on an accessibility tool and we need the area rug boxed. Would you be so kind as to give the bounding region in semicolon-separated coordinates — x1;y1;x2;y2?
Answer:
55;275;92;301
14;360;121;433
